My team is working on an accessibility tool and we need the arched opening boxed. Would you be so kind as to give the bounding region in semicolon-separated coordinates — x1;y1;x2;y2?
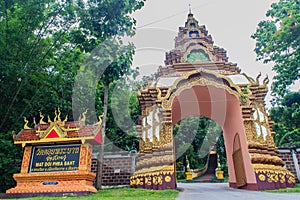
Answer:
171;84;257;189
173;116;227;182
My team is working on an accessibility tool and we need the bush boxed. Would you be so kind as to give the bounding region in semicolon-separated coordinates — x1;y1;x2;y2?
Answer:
0;132;22;192
176;172;186;180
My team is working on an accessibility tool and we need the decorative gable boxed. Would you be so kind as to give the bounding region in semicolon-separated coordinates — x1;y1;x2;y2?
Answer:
43;123;67;139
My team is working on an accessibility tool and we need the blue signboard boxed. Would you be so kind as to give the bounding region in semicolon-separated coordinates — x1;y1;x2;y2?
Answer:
29;144;81;173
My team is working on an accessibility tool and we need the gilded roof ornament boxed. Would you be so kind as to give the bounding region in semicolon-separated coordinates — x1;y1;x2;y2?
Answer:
57;107;62;122
79;109;88;121
157;87;172;101
96;113;104;126
79;109;88;126
23;117;31;129
62;115;68;126
33;117;37;128
48;116;52;123
256;72;262;84
242;73;255;84
146;80;152;90
39;112;46;124
12;130;16;139
139;82;144;91
263;75;269;87
54;109;58;122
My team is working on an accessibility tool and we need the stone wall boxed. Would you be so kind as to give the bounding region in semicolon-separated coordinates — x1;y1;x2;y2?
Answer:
91;151;137;186
278;146;300;183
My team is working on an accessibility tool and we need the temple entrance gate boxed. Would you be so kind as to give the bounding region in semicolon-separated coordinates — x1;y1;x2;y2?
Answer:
130;13;295;190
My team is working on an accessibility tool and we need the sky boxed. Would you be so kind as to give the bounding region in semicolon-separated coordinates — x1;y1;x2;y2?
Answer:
126;0;299;106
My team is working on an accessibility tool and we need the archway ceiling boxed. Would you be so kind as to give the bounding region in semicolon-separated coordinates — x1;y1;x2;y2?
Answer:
171;85;238;127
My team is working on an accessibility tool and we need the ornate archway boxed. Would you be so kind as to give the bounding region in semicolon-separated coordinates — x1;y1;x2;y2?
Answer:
130;13;295;190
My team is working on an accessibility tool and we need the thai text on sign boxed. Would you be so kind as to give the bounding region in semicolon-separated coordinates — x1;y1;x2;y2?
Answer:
29;144;81;173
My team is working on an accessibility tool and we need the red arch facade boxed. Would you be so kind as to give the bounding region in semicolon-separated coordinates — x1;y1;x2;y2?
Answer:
171;85;257;189
130;13;295;191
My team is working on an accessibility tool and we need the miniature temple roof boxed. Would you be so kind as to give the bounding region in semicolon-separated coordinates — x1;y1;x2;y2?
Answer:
14;110;103;147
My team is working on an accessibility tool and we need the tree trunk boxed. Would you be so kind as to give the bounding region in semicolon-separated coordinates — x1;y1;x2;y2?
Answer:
96;83;109;189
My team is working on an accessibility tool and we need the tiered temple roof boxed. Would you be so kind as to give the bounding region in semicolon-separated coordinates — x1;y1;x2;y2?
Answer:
158;12;241;77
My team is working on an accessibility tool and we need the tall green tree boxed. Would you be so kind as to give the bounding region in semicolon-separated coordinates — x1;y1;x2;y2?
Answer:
270;92;300;146
74;0;145;188
252;0;300;98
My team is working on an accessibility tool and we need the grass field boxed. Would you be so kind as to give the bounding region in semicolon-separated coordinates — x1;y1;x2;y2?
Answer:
10;188;179;200
266;183;300;193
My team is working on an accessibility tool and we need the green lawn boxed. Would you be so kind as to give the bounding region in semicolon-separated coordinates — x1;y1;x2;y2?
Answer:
266;183;300;193
10;188;179;200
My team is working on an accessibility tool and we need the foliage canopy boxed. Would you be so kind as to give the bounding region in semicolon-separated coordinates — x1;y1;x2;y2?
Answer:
252;0;300;98
270;92;300;146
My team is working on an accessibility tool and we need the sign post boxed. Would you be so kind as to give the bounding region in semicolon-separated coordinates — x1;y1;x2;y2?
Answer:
6;110;102;197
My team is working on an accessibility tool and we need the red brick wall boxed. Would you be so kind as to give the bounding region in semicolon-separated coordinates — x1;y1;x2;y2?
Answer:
278;147;300;182
91;151;136;186
278;151;296;175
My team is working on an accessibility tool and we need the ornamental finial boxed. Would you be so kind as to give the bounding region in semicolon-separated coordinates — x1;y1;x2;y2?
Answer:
97;113;104;126
189;4;192;14
23;117;31;129
48;116;52;123
57;107;61;122
54;109;58;122
256;72;262;85
79;109;88;126
263;75;269;87
39;112;46;124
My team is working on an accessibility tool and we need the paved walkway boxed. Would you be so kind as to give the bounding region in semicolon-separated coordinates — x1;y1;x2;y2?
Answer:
176;183;300;200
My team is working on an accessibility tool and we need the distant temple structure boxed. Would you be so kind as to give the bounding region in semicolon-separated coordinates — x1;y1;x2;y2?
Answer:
130;12;295;190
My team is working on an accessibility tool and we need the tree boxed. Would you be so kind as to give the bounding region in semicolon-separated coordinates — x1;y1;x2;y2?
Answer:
252;0;300;98
173;117;224;171
270;92;300;146
0;0;83;191
74;0;145;188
